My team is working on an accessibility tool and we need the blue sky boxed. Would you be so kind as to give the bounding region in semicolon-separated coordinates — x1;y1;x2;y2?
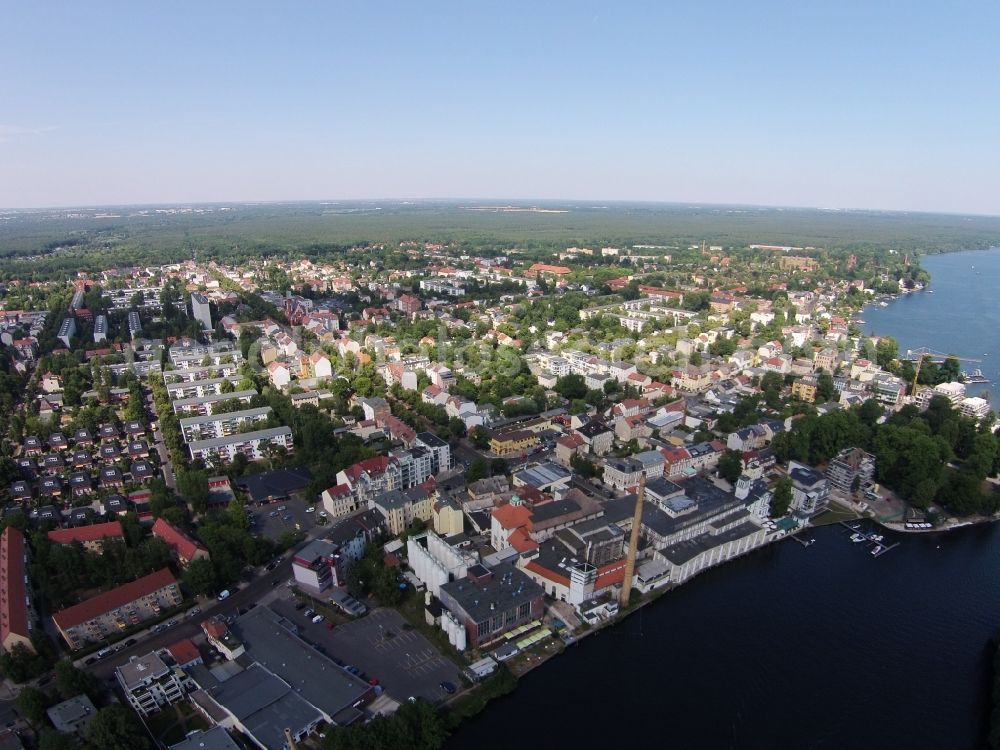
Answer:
2;1;998;213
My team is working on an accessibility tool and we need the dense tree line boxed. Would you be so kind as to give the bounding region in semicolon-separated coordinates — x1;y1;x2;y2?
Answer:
28;522;173;611
772;396;999;515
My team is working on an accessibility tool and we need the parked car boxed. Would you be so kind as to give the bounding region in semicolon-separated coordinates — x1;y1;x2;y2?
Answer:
305;506;316;514
311;614;325;624
440;681;457;694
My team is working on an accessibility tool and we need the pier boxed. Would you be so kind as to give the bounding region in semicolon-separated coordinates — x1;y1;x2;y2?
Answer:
839;521;900;557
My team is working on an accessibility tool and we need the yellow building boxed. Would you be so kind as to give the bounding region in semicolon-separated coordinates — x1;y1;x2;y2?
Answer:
432;493;464;537
489;429;539;457
791;376;818;403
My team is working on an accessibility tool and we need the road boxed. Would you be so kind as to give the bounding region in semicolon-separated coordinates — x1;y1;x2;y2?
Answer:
147;392;177;491
89;556;294;680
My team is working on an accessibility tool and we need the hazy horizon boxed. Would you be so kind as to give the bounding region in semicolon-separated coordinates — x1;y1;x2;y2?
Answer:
3;2;998;214
4;197;1000;221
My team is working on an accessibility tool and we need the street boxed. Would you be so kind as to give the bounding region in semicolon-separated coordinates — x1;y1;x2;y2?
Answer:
88;556;293;680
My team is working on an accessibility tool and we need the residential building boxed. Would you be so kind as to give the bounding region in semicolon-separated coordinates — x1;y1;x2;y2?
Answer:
57;318;76;348
415;431;451;474
116;651;186;716
165;377;241;401
392;447;434;488
575;421;614;455
47;521;124;553
52;568;182;650
267;361;291;389
792;375;818;402
152;519;210;566
321;483;357;519
0;527;34;654
336;456;400;507
826;447;876;495
191;292;213;331
372;486;432;535
788;460;831;519
171;389;257;416
489;429;539;457
93;315;108;343
292;539;349;591
433;491;464;536
178;406;272;443
602;456;646;491
46;694;97;735
201;617;245;661
187;426;294;463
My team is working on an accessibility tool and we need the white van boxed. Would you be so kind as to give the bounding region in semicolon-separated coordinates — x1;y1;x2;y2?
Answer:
217;590;231;601
97;647;113;658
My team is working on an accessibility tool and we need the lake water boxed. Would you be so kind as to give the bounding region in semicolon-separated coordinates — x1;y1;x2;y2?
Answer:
450;250;1000;749
861;247;1000;404
449;523;1000;749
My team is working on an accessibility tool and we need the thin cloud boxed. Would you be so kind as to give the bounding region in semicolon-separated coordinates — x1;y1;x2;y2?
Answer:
0;124;57;143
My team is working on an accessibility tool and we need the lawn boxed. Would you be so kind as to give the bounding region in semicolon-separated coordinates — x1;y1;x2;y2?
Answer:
811;505;861;526
145;701;210;745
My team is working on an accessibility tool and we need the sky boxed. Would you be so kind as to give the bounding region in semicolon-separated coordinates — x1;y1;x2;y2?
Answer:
2;1;999;214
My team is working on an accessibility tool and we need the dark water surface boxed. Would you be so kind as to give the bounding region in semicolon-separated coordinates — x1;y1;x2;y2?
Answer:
448;522;999;749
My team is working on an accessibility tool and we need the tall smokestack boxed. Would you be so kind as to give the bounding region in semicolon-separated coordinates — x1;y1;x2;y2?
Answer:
619;473;645;607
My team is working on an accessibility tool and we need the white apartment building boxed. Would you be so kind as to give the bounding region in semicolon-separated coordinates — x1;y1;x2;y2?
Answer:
187;426;294;462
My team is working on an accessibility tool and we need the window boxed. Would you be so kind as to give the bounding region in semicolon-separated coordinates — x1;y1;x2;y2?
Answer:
518;602;530;619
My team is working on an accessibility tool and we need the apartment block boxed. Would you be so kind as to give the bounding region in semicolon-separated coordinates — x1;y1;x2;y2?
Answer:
178;406;272;443
187;426;294;463
52;568;182;650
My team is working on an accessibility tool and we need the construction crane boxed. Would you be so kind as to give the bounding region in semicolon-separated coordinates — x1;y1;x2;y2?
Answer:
619;474;646;607
903;348;981;396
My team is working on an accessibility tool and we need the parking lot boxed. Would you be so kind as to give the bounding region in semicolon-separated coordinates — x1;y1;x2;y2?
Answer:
251;499;324;541
271;598;461;703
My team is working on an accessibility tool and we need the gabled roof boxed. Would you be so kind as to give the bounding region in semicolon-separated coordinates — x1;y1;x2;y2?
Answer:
153;518;208;561
52;568;177;631
0;527;31;646
48;521;124;546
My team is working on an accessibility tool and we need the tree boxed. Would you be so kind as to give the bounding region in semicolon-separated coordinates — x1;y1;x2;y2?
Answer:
84;705;152;750
717;449;743;483
554;374;587;400
465;457;488;483
176;468;210;513
770;478;793;517
182;558;219;596
490;458;508;476
54;659;101;702
815;370;835;403
39;729;76;750
447;417;466;439
16;686;49;727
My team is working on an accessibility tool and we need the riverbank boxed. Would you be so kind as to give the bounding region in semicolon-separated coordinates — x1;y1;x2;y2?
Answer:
449;520;1000;749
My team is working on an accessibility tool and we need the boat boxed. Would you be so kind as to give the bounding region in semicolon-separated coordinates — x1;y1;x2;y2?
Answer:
879;302;889;307
871;545;884;556
963;369;990;384
872;534;884;542
850;533;865;543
